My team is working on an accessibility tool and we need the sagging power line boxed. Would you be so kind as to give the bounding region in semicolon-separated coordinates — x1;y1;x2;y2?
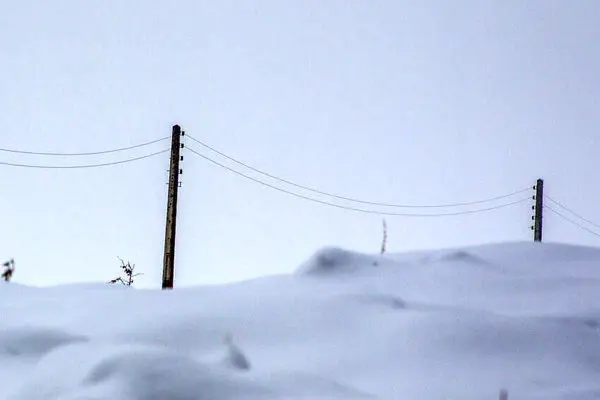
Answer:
544;204;600;238
187;134;530;209
544;196;600;231
187;146;531;217
0;136;169;156
0;149;169;169
539;193;600;239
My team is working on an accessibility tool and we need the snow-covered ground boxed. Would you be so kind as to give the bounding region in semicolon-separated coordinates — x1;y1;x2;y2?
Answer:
2;241;600;399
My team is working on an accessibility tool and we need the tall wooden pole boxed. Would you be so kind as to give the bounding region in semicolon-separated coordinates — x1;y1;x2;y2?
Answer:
162;125;182;289
533;178;544;242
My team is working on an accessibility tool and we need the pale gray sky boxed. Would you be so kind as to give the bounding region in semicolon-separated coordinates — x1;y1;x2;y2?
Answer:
1;1;599;288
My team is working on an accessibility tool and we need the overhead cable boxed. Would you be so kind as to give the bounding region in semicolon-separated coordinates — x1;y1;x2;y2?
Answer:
0;136;169;156
188;147;530;217
187;134;529;208
0;149;169;169
544;196;600;230
544;205;600;238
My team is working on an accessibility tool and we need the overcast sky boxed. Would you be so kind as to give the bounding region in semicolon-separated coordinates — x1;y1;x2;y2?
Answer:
1;1;599;288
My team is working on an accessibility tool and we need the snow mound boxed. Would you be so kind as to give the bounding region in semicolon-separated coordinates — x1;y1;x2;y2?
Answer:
350;293;407;310
0;326;87;358
9;343;269;400
295;247;380;276
262;371;376;398
524;242;600;262
450;241;600;266
433;249;490;265
4;242;600;399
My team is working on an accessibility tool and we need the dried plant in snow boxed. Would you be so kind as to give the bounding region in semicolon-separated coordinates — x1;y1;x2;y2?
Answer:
109;257;142;286
1;258;14;282
380;219;387;255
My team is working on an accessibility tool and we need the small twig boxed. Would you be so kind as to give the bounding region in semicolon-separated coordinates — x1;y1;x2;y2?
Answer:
1;259;15;282
380;219;387;254
109;257;142;286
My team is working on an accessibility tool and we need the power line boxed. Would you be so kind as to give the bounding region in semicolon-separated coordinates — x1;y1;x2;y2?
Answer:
187;147;530;217
187;134;529;209
0;136;169;156
0;149;169;169
544;205;600;238
544;196;600;230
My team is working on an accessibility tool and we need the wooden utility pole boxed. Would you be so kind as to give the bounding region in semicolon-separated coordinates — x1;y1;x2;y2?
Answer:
162;125;183;289
533;178;544;242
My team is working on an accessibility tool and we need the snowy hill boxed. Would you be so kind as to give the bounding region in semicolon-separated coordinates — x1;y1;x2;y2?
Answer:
2;242;600;399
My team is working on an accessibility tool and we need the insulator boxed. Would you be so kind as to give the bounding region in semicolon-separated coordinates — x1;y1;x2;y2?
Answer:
532;206;535;210
180;143;185;148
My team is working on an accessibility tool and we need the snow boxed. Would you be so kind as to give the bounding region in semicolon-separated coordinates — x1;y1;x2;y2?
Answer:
2;241;600;399
221;334;252;371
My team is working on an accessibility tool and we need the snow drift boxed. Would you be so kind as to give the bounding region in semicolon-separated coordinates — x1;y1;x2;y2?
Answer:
2;241;600;399
295;246;385;275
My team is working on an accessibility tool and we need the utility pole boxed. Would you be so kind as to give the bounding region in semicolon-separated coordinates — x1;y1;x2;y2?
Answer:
162;125;183;289
533;178;544;242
